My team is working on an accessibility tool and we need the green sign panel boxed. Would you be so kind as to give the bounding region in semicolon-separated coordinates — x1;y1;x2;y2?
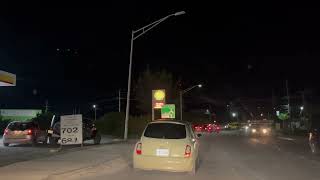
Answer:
161;104;175;119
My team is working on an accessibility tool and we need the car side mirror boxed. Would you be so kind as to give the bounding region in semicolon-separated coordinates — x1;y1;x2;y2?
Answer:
197;134;202;138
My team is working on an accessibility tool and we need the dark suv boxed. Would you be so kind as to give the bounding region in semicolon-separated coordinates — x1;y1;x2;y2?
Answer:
47;116;101;145
309;119;320;154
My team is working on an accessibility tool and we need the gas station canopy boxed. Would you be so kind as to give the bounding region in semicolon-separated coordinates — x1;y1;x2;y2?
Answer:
0;70;16;86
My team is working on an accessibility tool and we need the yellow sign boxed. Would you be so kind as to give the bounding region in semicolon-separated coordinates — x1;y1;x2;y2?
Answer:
152;89;166;109
0;70;16;86
154;90;165;100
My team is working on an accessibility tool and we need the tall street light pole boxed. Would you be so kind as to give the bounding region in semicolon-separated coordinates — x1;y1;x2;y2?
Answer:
180;84;202;121
124;11;186;140
93;104;97;122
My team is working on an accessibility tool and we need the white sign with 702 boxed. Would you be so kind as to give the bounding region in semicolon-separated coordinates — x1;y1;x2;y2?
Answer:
60;114;83;145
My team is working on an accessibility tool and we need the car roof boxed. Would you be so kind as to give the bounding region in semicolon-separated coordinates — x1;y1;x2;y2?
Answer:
9;121;32;124
149;120;190;125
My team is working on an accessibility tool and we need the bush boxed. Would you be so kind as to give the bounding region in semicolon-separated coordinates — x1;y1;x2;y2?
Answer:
31;112;54;130
0;117;11;134
128;115;151;138
95;112;125;137
95;112;151;138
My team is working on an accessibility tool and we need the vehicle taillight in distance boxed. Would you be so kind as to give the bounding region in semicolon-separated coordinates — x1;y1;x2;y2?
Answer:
136;143;142;155
185;145;192;158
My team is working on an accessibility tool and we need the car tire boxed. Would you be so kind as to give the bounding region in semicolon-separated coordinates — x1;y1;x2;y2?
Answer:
48;137;58;146
31;137;37;147
3;143;9;147
94;133;101;145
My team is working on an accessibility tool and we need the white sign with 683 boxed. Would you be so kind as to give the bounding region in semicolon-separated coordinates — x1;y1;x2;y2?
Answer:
60;114;83;145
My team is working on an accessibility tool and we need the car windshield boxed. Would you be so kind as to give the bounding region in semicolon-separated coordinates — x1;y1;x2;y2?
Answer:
144;123;186;139
7;122;33;131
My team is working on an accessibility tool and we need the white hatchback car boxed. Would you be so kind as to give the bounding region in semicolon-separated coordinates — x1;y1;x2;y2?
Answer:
133;120;201;174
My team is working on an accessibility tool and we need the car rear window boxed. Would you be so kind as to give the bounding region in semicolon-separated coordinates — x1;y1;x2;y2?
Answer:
7;122;33;131
144;123;186;139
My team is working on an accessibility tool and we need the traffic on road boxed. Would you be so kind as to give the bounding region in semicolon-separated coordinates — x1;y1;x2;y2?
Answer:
1;120;320;179
2;4;320;180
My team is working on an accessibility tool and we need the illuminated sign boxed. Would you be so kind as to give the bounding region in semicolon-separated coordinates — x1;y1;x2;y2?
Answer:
161;104;175;119
0;70;16;86
152;89;166;109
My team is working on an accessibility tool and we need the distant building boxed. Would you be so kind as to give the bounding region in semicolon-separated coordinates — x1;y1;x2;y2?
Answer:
0;109;42;121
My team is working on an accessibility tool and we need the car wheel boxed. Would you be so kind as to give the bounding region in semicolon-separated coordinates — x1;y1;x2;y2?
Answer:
48;137;57;146
94;133;101;145
31;139;37;147
3;143;9;147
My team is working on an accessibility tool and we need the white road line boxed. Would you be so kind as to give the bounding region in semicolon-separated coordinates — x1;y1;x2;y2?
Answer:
278;137;295;141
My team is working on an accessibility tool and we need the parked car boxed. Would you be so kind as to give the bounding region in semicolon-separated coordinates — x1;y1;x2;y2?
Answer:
2;121;47;146
47;116;101;145
309;119;320;154
133;120;201;174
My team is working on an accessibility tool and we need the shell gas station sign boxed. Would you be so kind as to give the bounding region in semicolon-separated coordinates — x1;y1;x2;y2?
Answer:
0;70;16;86
152;89;166;109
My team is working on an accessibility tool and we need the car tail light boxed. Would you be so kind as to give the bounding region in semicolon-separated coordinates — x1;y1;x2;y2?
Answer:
185;145;192;158
26;129;32;135
136;143;142;155
4;128;9;135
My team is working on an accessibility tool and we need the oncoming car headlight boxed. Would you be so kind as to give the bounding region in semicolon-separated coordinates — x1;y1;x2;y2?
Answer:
262;128;268;134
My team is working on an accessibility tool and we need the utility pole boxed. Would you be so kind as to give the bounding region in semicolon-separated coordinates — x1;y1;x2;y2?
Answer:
180;91;183;121
286;80;290;130
119;89;121;113
45;100;49;113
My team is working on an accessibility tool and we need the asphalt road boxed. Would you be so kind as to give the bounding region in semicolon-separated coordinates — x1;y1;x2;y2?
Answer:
88;131;320;180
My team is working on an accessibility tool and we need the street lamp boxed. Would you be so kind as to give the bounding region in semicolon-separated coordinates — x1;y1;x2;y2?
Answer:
124;11;186;140
232;112;236;117
300;106;304;110
180;84;202;121
93;104;97;122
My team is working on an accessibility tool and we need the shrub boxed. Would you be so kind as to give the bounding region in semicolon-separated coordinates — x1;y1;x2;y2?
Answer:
95;112;125;137
95;112;151;138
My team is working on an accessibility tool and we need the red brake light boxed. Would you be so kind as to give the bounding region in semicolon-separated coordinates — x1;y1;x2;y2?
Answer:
27;129;32;135
136;143;142;155
4;128;9;135
185;145;192;158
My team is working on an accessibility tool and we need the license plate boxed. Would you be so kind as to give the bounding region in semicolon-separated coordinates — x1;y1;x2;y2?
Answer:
14;131;22;135
156;149;169;157
47;130;53;134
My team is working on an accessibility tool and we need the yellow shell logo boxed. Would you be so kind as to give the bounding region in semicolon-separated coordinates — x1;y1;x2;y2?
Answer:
154;90;165;100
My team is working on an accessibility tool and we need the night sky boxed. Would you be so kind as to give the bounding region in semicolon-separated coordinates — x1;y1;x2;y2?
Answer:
1;2;320;114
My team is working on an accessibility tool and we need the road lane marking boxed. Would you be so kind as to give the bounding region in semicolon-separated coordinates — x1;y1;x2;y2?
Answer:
278;137;295;141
